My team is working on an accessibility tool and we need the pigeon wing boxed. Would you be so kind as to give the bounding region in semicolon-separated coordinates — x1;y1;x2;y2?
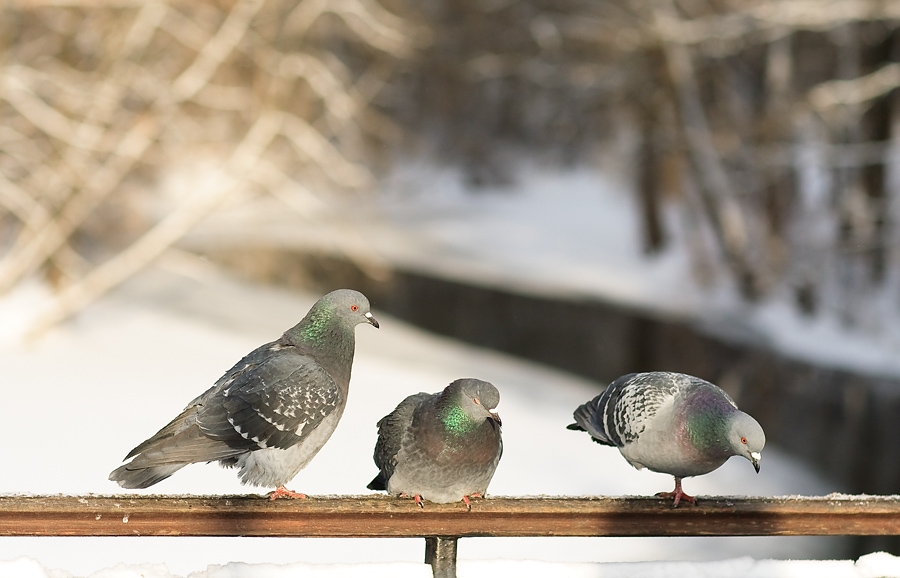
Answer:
197;347;343;452
570;372;680;448
604;372;682;446
369;392;432;489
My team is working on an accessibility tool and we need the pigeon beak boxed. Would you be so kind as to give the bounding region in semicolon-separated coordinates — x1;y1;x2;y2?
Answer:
488;409;502;427
365;312;380;329
750;451;761;473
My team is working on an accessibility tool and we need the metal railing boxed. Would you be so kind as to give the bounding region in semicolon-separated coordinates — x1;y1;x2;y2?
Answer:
3;494;900;577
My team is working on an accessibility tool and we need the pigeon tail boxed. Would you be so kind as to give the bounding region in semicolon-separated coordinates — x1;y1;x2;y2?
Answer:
109;463;186;489
366;473;387;491
123;406;198;460
569;397;615;446
109;425;247;489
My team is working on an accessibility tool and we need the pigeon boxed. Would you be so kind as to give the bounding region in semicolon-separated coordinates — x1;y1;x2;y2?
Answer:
109;289;379;499
568;371;765;507
367;378;503;509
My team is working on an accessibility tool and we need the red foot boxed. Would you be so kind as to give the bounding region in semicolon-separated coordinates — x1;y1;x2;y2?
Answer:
397;493;426;508
655;478;696;508
461;493;483;511
268;486;308;500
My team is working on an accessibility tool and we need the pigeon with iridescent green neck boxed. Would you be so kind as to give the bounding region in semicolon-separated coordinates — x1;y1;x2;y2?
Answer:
110;289;379;499
367;378;503;509
568;371;765;507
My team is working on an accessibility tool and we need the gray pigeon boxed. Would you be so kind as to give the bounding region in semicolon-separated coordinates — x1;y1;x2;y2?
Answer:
110;289;379;499
568;371;765;507
367;378;503;508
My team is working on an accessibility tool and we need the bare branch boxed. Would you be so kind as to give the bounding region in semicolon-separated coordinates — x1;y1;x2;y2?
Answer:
281;114;374;189
25;111;285;338
168;0;267;103
653;0;761;297
0;118;158;293
808;63;900;112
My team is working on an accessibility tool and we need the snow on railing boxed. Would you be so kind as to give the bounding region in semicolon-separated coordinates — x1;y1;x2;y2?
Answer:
3;494;900;578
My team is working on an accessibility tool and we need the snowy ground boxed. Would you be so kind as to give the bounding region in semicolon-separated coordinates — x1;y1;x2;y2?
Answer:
0;262;856;578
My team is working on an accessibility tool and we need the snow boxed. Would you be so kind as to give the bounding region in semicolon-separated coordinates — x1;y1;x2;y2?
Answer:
5;554;900;578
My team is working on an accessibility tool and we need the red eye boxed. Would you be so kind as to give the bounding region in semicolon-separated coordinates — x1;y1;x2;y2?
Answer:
474;398;480;405
351;305;359;312
741;437;748;445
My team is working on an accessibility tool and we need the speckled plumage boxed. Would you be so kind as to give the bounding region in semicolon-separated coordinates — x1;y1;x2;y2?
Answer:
109;289;378;496
568;371;765;506
367;378;503;507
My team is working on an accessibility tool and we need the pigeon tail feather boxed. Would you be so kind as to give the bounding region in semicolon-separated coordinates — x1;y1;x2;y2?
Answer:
109;425;248;489
122;425;246;468
109;463;186;489
124;406;199;460
366;473;387;491
570;397;616;447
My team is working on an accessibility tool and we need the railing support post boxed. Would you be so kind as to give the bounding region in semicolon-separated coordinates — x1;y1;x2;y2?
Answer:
425;536;458;578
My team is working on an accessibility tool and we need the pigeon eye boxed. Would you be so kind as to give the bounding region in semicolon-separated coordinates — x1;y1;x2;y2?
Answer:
350;305;359;312
741;437;748;445
473;397;480;405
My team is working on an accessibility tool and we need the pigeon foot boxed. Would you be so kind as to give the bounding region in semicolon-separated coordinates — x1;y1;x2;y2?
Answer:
268;486;308;500
656;478;696;508
461;493;484;511
398;492;426;508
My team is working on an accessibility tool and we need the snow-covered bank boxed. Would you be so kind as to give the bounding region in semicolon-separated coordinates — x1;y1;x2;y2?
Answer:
185;162;900;379
1;264;842;577
6;552;900;578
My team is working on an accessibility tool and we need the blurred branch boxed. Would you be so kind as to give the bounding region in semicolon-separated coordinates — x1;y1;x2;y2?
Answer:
808;63;900;112
25;111;285;338
168;0;266;103
0;173;91;283
0;172;48;226
281;115;374;189
652;0;761;297
1;70;106;149
284;0;422;56
660;0;900;50
257;161;392;281
0;117;157;294
0;0;171;292
562;0;900;56
0;0;415;336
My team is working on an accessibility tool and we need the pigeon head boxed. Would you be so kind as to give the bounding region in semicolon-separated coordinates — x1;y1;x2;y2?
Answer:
291;289;378;343
440;378;502;433
727;411;765;473
318;289;379;329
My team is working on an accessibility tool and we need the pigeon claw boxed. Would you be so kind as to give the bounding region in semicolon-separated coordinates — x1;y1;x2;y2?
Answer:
656;478;697;508
656;490;697;508
398;492;426;508
268;486;308;500
462;493;483;511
